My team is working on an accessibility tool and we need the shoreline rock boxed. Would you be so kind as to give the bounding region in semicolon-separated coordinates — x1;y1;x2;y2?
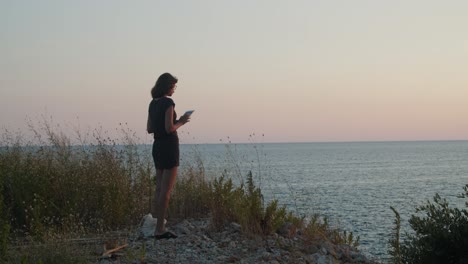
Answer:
101;217;379;264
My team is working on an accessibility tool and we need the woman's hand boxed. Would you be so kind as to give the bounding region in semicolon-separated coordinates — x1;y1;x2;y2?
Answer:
165;106;190;133
179;114;191;124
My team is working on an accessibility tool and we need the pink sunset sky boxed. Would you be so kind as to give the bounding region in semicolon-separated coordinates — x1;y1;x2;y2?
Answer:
1;1;467;144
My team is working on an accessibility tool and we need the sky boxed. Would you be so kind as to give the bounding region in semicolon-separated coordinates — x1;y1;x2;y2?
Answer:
1;0;467;144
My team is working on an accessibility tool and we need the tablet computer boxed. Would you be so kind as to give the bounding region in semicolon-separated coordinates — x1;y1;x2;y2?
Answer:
184;110;195;116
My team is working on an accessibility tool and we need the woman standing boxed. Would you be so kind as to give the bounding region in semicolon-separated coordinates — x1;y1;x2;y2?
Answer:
147;73;190;239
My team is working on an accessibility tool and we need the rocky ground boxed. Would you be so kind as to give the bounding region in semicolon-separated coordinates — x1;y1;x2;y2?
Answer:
100;216;379;264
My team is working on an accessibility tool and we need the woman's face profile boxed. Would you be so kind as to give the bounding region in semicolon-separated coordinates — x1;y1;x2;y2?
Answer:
168;84;176;96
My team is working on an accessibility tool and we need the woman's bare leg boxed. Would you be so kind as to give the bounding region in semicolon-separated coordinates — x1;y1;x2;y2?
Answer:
155;167;178;235
151;169;164;216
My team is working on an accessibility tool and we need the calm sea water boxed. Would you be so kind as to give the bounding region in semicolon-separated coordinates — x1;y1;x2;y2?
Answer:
176;141;468;260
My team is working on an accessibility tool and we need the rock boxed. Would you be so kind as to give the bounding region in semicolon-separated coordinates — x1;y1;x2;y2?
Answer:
181;219;195;229
229;241;236;248
117;217;376;264
309;253;321;262
174;225;191;235
277;222;297;238
351;252;369;263
228;255;240;262
230;222;241;232
304;244;320;254
262;251;272;261
321;246;328;255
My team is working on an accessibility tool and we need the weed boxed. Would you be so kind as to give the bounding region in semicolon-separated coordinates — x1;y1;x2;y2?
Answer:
389;206;402;264
302;214;359;248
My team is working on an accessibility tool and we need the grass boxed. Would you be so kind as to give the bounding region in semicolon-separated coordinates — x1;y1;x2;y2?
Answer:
5;240;94;264
1;119;152;262
1;119;360;262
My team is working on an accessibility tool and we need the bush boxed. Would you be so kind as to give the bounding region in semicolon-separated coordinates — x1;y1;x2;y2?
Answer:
389;185;468;264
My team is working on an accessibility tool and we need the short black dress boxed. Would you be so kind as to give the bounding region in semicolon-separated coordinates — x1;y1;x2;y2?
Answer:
148;97;179;169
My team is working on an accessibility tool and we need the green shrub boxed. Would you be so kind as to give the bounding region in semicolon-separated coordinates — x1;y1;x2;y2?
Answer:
208;171;304;237
302;214;359;248
208;172;241;230
233;171;264;234
390;185;468;264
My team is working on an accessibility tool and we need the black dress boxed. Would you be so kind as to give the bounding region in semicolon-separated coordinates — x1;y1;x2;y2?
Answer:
148;97;179;169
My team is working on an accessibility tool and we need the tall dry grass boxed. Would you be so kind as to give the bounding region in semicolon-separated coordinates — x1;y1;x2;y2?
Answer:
0;121;152;237
0;119;154;262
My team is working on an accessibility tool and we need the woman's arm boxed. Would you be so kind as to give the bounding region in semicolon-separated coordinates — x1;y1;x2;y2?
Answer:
147;115;154;134
165;105;189;134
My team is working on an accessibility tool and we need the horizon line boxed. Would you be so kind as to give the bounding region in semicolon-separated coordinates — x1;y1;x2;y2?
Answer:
178;138;468;145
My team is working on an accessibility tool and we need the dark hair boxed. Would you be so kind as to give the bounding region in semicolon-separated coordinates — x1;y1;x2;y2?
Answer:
151;73;178;98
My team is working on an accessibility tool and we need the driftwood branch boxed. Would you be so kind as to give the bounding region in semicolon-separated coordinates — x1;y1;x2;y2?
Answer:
102;244;128;257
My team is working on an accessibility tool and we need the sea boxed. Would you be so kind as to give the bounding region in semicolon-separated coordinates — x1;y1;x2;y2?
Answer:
174;140;468;261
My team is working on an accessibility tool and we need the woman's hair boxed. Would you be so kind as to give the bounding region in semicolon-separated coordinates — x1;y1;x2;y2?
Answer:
151;73;178;98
